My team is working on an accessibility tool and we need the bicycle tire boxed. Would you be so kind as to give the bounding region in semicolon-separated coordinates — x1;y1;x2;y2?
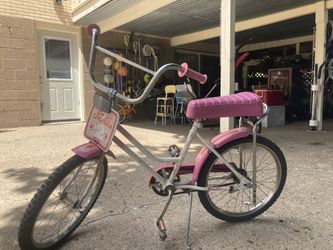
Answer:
18;155;108;250
198;136;286;222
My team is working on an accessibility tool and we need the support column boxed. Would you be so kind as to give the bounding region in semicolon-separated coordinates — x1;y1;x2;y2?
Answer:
220;0;236;131
310;0;328;130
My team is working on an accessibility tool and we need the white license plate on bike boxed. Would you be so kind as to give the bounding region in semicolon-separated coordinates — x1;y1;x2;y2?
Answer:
84;107;119;152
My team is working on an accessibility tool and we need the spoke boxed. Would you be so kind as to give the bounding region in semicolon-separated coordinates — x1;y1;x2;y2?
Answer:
223;192;239;210
240;190;245;212
76;165;91;197
209;180;234;200
256;150;268;169
228;150;233;164
38;202;60;242
242;188;255;207
257;175;277;182
257;185;269;197
247;165;275;176
257;182;274;192
233;191;241;212
56;203;67;235
72;171;80;198
244;148;253;170
256;161;276;172
256;180;277;184
35;202;72;229
242;147;249;169
211;190;230;205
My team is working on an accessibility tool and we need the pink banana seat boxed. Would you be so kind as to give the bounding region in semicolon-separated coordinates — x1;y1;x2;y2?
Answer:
186;91;263;119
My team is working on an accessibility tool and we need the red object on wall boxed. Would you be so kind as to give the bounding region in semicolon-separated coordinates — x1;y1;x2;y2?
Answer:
254;89;284;106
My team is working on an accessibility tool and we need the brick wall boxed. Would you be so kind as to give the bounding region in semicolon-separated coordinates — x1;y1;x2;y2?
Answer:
0;16;40;128
0;0;73;24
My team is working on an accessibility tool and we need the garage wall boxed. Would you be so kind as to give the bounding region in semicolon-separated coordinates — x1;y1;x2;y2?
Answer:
0;0;72;25
0;16;40;128
0;1;76;128
81;29;175;120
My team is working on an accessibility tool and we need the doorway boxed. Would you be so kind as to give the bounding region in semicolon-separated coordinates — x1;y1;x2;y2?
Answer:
38;30;80;122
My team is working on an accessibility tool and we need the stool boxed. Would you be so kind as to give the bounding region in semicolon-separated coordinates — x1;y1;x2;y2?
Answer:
154;85;176;125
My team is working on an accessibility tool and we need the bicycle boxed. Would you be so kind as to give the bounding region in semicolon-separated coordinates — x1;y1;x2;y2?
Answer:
18;24;287;250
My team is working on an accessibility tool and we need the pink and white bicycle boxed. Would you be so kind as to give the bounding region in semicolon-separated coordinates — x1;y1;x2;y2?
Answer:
18;25;287;250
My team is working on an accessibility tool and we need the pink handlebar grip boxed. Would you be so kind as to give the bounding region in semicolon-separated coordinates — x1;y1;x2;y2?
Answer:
178;63;207;84
87;24;101;37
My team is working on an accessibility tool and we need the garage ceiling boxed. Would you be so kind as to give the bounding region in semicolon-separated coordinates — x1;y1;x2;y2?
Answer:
200;14;315;46
76;0;314;39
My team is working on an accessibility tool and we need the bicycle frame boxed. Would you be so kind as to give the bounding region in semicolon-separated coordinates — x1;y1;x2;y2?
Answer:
109;103;268;191
83;26;269;194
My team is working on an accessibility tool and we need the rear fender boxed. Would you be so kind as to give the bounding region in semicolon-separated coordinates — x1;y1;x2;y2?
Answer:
72;142;116;160
192;127;250;184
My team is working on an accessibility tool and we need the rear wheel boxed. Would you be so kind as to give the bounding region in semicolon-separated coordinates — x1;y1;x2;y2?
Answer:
198;136;286;222
18;155;108;249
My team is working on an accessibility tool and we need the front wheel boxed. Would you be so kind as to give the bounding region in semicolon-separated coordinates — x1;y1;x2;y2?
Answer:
114;103;126;123
198;136;287;222
18;155;108;250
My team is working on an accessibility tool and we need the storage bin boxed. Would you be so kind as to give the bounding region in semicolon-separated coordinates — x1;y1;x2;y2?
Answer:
262;105;285;127
255;89;284;106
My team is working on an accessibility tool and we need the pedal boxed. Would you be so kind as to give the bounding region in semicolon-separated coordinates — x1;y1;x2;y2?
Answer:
156;218;167;241
168;144;180;157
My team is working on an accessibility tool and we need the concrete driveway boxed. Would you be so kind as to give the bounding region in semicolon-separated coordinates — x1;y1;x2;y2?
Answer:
0;120;332;250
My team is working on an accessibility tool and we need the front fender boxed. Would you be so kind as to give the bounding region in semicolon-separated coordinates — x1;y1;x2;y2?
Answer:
192;127;250;184
72;142;116;160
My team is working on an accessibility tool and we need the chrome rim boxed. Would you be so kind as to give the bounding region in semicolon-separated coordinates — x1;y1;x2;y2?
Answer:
32;159;102;248
206;142;282;217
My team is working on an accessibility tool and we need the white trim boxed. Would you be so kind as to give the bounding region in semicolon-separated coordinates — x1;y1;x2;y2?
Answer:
113;29;170;40
238;35;313;52
175;49;219;57
36;22;81;34
97;0;177;33
72;0;111;21
171;27;220;47
42;36;73;81
37;26;82;122
77;28;85;122
171;3;317;46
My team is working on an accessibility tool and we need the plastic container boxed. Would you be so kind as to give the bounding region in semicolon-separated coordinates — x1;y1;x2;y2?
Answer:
262;105;285;127
255;89;284;106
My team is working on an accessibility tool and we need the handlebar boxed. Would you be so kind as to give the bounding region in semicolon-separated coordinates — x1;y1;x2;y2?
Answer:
86;24;207;105
178;63;207;84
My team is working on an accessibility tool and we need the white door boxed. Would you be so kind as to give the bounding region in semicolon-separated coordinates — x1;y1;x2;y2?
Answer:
38;30;80;121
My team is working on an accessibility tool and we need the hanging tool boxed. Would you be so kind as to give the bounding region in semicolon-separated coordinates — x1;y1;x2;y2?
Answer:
138;36;143;65
124;34;130;56
143;44;152;69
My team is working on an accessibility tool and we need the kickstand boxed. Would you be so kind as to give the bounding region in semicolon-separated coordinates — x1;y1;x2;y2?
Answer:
185;191;193;250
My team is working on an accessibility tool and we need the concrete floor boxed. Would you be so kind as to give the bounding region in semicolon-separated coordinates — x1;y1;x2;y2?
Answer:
0;120;333;250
